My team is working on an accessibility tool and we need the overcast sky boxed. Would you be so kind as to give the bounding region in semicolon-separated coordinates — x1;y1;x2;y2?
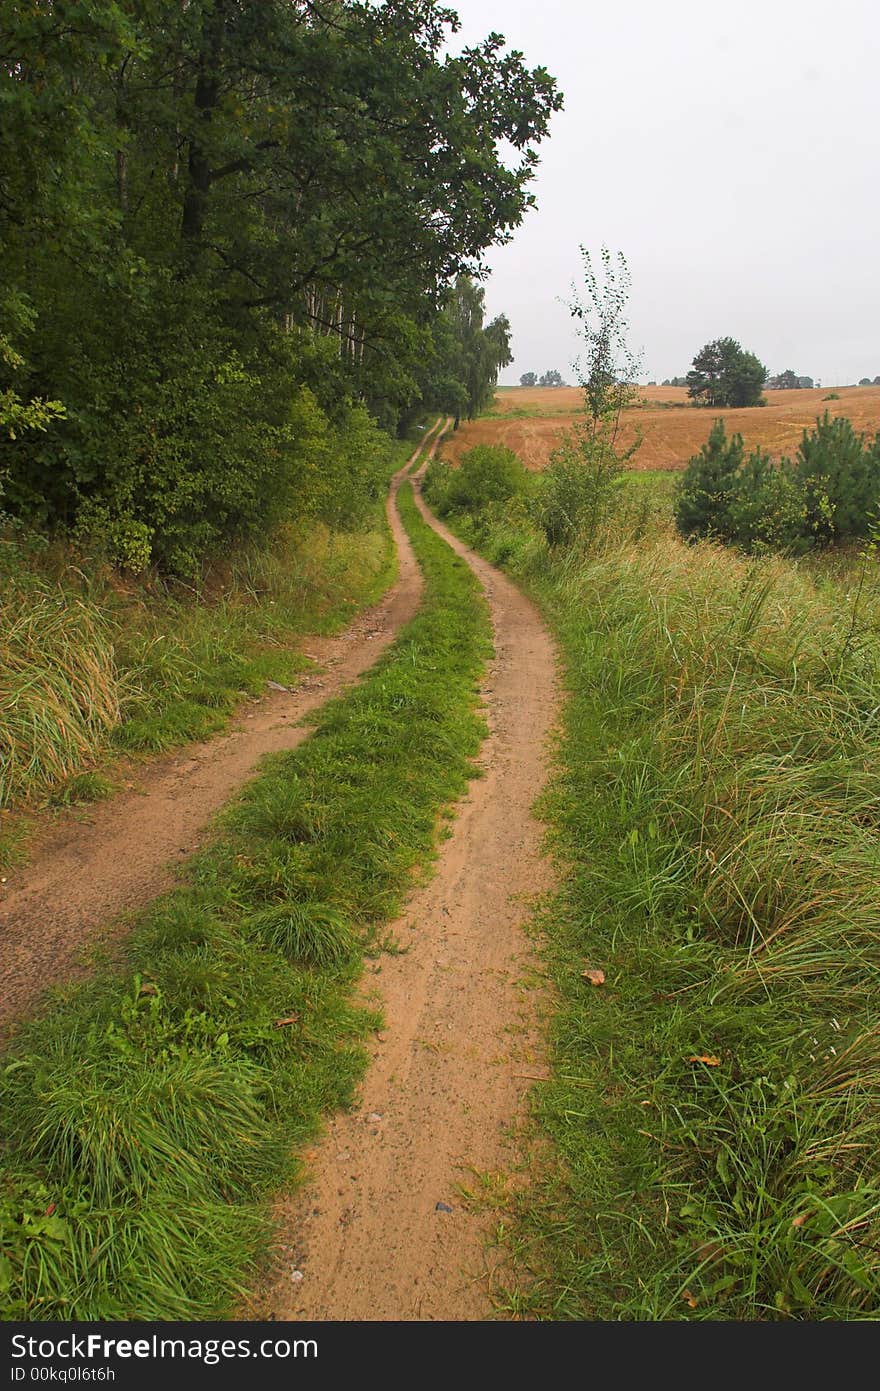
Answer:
448;0;879;387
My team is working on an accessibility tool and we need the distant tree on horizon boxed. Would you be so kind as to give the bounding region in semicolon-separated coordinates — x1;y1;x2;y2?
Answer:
687;338;767;408
519;371;537;386
539;368;566;386
768;369;800;390
767;369;813;390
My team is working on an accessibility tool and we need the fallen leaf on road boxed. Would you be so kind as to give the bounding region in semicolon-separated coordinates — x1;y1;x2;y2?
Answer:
581;968;605;986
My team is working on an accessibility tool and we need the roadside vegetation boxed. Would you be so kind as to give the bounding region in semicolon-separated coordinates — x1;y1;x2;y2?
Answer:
0;426;406;860
426;436;880;1319
0;483;491;1319
425;241;880;1318
1;2;559;574
675;412;880;552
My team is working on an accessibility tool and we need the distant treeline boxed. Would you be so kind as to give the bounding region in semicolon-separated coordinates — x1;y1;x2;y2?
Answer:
0;2;560;571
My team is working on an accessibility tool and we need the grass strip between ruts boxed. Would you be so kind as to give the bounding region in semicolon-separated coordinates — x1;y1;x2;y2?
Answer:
0;481;491;1320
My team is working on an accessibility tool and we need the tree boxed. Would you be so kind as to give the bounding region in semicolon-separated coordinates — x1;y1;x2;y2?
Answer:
675;411;880;551
674;419;745;540
686;338;767;408
539;369;565;386
533;247;641;548
0;0;560;568
421;277;512;426
768;369;801;390
860;378;872;387
519;372;537;387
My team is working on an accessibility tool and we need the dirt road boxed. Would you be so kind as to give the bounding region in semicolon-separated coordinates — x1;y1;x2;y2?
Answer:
0;424;448;1037
254;456;558;1320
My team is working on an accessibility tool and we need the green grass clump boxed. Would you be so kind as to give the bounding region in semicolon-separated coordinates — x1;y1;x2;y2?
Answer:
0;577;120;809
0;455;405;828
439;465;880;1319
0;481;490;1320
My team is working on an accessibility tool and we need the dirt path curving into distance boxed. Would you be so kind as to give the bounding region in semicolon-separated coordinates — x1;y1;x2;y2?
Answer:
253;454;559;1320
0;423;450;1039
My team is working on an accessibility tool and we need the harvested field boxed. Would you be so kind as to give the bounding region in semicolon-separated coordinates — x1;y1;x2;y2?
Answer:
443;384;880;472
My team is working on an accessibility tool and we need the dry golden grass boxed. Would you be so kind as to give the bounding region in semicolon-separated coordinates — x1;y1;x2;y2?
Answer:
444;383;880;472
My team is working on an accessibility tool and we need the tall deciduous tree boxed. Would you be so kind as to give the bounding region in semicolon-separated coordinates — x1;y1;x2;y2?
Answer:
0;1;560;569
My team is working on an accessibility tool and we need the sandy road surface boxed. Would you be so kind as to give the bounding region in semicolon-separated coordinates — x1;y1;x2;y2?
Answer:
0;424;449;1038
254;456;558;1320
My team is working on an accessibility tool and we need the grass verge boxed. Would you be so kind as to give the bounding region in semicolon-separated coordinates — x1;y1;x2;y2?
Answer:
425;459;880;1320
0;437;417;848
0;480;490;1320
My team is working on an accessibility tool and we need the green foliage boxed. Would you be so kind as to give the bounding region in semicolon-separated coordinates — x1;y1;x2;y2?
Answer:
519;372;538;387
794;412;880;543
426;444;529;518
436;489;880;1319
675;414;880;551
725;447;805;551
421;278;513;424
768;369;813;390
532;432;625;549
687;337;767;408
0;484;397;821
0;480;491;1319
569;247;641;433
0;296;65;451
674;419;745;541
520;245;644;551
0;1;561;568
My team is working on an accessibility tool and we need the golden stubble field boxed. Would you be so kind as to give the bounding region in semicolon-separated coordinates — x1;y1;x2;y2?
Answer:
441;384;880;472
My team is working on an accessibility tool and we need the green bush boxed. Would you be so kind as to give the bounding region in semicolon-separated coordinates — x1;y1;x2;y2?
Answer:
794;412;880;543
674;419;744;542
532;428;626;550
426;444;528;518
2;282;394;577
675;413;880;552
726;449;805;552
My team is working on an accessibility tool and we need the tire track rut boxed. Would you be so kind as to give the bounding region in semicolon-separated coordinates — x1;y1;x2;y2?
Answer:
0;425;449;1038
254;447;559;1320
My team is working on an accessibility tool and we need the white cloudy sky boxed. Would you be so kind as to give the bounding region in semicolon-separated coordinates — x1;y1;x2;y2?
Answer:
447;0;879;386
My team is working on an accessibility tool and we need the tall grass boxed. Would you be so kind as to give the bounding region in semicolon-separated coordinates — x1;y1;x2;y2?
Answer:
0;468;403;832
0;481;490;1320
0;576;119;807
434;467;880;1318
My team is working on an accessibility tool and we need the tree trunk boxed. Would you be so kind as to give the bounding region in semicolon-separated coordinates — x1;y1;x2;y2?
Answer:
181;1;228;250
